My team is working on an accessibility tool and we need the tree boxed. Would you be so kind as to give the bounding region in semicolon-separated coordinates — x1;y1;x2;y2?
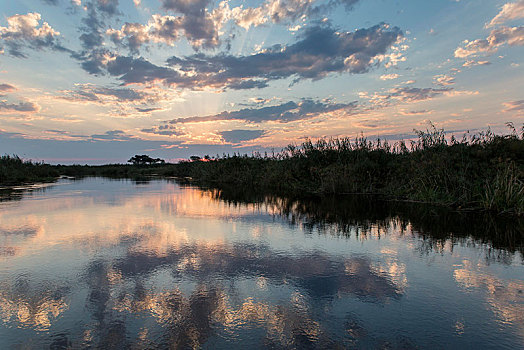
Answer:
128;155;164;166
189;156;201;162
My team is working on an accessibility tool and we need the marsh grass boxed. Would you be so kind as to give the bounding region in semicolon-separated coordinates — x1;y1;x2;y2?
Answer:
0;155;59;185
482;164;524;215
174;123;524;214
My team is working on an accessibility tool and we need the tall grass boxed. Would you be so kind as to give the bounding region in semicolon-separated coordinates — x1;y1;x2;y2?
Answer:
0;155;59;186
482;164;524;215
174;124;524;215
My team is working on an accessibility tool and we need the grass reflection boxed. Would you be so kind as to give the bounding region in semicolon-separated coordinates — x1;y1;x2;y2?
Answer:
201;185;524;261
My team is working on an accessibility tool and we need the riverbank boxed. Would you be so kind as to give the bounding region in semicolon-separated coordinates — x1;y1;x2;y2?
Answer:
171;127;524;216
2;126;523;215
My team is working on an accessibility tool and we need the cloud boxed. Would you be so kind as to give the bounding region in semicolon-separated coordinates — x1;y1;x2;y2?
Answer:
502;100;524;112
106;23;150;53
168;23;403;79
163;24;402;90
43;129;88;140
462;60;491;67
41;0;60;5
167;99;357;124
219;129;266;143
434;74;455;86
58;84;171;116
0;83;16;95
75;0;122;69
80;0;121;46
94;0;120;16
248;97;275;105
81;53;167;83
487;1;524;28
136;107;162;113
61;84;147;103
380;73;400;80
139;98;357;141
0;13;64;57
138;83;461;142
365;87;454;108
89;129;138;141
81;24;403;91
399;109;433;116
107;12;220;51
0;100;41;113
108;0;363;52
142;84;456;140
454;26;524;58
160;0;211;14
231;0;361;30
141;127;184;136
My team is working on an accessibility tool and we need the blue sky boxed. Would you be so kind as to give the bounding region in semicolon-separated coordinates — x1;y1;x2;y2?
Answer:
0;0;523;163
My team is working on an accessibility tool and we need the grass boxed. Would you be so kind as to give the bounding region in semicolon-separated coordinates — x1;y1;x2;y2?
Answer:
170;123;524;215
1;123;523;215
0;155;59;186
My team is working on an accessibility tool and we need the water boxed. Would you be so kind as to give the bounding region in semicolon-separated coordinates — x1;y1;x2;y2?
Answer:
0;178;522;349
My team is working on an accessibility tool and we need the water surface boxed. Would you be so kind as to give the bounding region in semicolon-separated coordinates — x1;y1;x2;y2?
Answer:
0;178;523;349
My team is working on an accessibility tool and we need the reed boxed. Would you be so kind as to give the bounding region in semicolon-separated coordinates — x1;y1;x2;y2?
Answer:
175;124;524;215
0;155;59;185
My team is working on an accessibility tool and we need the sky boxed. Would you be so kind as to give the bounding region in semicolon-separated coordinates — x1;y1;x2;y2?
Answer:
0;0;523;164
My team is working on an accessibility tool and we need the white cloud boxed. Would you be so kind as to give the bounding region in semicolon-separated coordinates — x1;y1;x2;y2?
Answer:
502;100;524;112
434;74;455;86
0;12;62;57
487;1;524;28
380;73;400;80
462;60;491;67
454;26;524;58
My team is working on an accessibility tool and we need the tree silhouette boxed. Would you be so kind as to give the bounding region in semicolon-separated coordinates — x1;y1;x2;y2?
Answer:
128;155;165;166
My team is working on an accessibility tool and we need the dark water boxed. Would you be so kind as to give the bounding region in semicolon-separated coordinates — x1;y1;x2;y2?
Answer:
0;178;523;349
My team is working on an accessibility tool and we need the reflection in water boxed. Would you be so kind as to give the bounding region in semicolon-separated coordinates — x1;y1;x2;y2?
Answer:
203;186;524;261
115;243;401;300
0;178;522;349
0;278;69;331
454;261;524;337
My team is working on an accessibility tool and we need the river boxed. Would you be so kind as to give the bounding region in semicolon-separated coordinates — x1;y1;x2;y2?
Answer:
0;178;522;349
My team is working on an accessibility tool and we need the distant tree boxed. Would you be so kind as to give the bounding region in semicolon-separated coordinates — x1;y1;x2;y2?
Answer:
128;155;165;166
189;156;202;162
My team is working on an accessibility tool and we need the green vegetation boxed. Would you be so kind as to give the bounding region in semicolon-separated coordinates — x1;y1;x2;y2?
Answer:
1;123;523;215
0;155;59;185
53;163;174;179
172;123;524;215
